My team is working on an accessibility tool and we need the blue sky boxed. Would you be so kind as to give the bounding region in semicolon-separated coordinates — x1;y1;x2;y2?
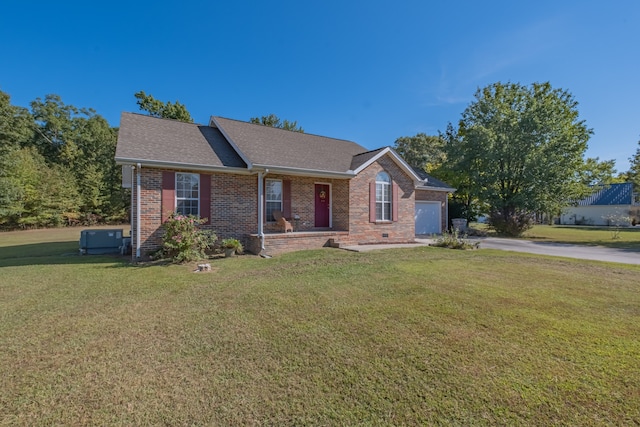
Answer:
1;1;639;171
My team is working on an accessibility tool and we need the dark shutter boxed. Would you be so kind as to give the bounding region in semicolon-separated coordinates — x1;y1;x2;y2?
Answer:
282;180;292;219
200;174;211;225
392;182;399;222
161;171;175;222
369;182;377;223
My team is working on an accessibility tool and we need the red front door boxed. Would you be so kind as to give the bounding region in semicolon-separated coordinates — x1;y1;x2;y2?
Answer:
314;184;330;227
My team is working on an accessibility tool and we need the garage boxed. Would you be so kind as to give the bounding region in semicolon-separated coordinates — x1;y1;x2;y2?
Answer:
415;201;441;235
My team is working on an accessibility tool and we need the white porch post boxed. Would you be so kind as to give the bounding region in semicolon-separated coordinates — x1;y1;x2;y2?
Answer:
258;171;265;251
136;163;141;259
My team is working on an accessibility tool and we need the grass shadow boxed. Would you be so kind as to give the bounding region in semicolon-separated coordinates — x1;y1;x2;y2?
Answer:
0;241;133;268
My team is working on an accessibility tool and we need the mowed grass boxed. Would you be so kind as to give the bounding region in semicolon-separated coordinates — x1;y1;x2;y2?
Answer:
1;228;639;425
522;224;640;249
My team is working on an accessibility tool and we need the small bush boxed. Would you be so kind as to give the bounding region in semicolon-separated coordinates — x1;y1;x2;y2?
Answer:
431;228;479;250
488;211;533;236
162;213;217;263
603;212;631;240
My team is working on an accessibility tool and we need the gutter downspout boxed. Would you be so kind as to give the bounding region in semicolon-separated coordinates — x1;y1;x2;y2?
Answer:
136;163;141;259
257;169;269;252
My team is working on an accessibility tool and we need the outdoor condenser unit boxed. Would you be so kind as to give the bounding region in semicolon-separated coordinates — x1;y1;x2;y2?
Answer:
79;229;124;255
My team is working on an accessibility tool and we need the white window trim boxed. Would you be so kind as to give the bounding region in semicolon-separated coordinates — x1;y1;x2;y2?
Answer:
265;178;283;222
175;172;200;217
376;172;392;222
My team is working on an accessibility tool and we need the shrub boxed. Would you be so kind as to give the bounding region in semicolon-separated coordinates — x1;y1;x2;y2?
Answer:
431;228;479;250
488;211;533;236
603;212;631;240
161;213;217;263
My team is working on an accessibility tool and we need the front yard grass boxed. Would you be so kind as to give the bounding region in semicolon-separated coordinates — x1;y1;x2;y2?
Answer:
1;227;639;425
472;223;640;250
522;224;640;249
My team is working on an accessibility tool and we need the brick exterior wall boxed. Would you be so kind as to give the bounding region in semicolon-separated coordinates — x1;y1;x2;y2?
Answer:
131;156;442;257
347;155;416;245
262;174;350;233
415;189;449;232
131;168;259;257
247;231;349;256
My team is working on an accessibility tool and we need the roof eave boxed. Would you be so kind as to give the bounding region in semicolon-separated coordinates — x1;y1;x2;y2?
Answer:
115;157;253;175
416;185;456;193
353;147;424;182
251;164;355;179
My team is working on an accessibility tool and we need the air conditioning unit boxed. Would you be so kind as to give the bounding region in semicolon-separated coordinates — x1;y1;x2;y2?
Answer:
79;229;124;255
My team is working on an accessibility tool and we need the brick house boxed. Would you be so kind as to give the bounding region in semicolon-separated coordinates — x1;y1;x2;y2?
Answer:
115;113;454;257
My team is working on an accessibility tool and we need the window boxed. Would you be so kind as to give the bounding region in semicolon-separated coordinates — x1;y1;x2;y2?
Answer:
376;172;391;221
265;179;282;221
176;173;199;216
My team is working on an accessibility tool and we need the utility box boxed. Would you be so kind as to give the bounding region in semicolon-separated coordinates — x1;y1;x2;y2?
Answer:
79;229;124;255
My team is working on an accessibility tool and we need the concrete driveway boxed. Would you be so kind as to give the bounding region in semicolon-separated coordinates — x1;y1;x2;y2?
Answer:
345;237;640;265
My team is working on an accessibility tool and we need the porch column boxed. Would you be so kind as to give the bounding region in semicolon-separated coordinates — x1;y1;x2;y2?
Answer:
257;171;265;250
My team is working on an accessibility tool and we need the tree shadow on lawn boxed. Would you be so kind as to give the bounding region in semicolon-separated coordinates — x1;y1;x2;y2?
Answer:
0;241;133;268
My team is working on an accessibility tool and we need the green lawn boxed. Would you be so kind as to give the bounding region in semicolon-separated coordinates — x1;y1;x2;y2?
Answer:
472;223;640;250
522;224;640;249
1;228;639;425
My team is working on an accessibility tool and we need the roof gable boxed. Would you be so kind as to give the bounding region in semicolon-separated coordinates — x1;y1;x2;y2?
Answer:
351;147;424;183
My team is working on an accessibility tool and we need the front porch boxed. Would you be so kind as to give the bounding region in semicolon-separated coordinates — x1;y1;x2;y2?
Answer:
247;230;350;255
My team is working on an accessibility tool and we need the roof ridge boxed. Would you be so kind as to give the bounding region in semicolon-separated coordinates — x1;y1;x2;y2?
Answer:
122;111;205;126
211;115;361;145
352;147;388;157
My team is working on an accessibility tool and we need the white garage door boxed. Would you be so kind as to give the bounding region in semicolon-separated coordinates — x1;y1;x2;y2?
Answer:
415;202;441;235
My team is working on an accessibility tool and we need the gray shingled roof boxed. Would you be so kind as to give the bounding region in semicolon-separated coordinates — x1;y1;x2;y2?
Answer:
412;167;455;190
212;116;367;173
116;113;431;183
115;113;246;168
350;148;386;171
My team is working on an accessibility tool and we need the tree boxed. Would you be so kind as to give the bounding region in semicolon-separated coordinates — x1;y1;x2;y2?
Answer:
134;91;193;123
0;90;33;153
446;82;592;236
29;95;125;221
249;114;304;132
393;133;445;171
580;157;617;187
0;147;79;228
0;90;126;228
626;139;640;191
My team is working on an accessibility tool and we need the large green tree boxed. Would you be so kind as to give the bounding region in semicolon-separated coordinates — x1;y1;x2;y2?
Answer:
29;95;125;221
445;82;592;235
0;91;35;224
249;114;304;133
625;139;640;191
0;90;126;228
134;91;193;123
393;133;445;172
0;147;79;228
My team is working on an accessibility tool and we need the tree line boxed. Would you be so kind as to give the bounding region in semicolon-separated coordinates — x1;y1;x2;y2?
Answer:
0;90;127;229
